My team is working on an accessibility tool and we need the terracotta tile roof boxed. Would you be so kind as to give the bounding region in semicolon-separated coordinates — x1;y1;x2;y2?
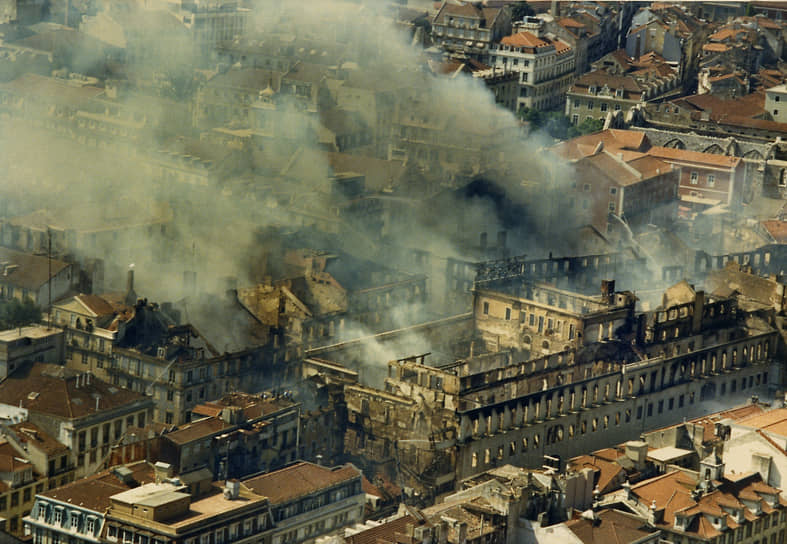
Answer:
242;462;360;505
0;247;70;291
345;515;418;544
7;422;68;456
0;442;32;472
631;471;697;526
41;461;155;511
74;294;117;317
193;392;296;422
436;2;483;20
559;17;585;28
163;417;232;445
673;91;765;120
0;363;149;421
566;509;658;544
630;470;782;539
570;72;647;100
626;155;674;180
647;146;741;168
702;43;731;52
709;28;747;41
567;455;624;494
735;407;787;433
762;220;787;243
551;129;650;160
501;31;549;48
191;404;223;419
755;16;782;30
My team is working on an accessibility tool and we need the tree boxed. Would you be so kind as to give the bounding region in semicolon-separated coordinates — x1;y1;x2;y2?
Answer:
0;298;42;330
520;107;599;141
510;2;535;22
569;117;605;138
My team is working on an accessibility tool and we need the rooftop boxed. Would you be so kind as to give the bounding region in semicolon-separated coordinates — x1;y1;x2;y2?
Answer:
0;325;61;343
39;461;155;511
0;247;70;291
0;363;149;420
6;421;68;456
565;508;658;544
242;462;360;505
164;417;233;446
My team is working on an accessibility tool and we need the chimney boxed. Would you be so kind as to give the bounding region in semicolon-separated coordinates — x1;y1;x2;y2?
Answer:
127;267;134;293
223;479;240;500
154;461;173;483
601;280;615;303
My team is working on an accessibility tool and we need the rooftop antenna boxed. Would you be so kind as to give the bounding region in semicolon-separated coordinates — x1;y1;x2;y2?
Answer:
47;228;52;330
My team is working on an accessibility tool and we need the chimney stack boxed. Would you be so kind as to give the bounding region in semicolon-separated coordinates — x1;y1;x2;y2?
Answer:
127;267;135;294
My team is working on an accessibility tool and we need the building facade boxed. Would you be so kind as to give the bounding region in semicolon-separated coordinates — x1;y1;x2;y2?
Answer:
487;19;575;111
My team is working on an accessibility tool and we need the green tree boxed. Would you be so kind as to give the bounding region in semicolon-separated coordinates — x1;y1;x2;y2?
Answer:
568;117;605;138
0;298;42;330
510;1;535;21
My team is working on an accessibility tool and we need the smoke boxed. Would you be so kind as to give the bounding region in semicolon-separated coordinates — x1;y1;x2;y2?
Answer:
0;0;593;325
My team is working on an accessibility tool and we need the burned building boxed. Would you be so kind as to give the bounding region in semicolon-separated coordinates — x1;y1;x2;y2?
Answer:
342;274;777;500
473;279;637;359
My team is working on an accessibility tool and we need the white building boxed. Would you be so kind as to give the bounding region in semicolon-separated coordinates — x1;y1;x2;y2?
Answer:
765;83;787;123
724;406;787;488
487;18;575;111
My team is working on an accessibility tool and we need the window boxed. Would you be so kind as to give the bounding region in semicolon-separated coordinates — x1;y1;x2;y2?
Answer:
614;104;621;111
165;412;173;424
572;114;579;124
600;103;608;112
775;109;779;116
483;302;489;315
609;202;615;212
690;171;699;184
610;187;617;195
707;174;715;187
583;183;591;192
574;100;580;108
505;308;511;320
587;101;594;110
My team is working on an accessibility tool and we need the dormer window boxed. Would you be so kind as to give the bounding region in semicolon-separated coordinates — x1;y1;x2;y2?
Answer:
616;88;624;97
589;86;597;95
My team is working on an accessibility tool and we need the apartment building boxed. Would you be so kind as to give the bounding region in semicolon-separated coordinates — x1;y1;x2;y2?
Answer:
487;18;575;111
0;364;153;478
24;462;156;544
242;462;364;544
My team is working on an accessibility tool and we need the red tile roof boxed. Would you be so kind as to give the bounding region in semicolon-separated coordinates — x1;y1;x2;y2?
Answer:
164;417;232;445
501;31;549;48
762;220;787;244
243;462;360;505
566;509;659;544
41;461;155;511
7;422;68;456
345;515;418;544
648;146;742;168
0;363;149;420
